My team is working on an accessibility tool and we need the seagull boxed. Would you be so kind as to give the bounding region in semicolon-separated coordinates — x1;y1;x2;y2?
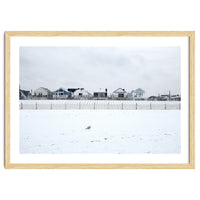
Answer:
85;126;91;130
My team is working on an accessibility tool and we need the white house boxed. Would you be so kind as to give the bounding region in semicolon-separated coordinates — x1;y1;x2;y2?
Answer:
112;88;128;100
93;88;108;100
129;88;145;100
34;87;53;99
74;88;92;99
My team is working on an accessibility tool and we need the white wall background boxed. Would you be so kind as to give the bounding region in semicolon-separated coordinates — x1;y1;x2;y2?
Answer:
0;0;199;199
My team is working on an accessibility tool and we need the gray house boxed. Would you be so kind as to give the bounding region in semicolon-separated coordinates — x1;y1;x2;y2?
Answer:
53;88;72;99
93;89;108;100
147;96;158;101
170;95;181;101
157;95;169;101
19;89;32;100
34;87;53;99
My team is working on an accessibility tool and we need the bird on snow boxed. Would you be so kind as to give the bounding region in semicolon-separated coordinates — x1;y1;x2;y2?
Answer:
85;126;91;130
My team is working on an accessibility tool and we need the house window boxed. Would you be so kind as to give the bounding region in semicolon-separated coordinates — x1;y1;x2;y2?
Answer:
79;93;82;96
99;93;105;98
94;93;98;97
118;93;124;98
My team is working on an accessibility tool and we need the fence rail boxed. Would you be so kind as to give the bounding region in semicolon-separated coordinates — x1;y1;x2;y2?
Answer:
19;102;181;110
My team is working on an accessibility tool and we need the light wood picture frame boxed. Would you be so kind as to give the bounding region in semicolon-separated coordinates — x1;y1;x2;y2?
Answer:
5;31;195;169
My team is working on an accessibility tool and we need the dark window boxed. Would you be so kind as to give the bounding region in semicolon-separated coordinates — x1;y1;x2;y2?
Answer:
118;93;124;98
94;93;98;97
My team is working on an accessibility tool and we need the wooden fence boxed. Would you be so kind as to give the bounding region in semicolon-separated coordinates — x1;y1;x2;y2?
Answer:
19;102;181;110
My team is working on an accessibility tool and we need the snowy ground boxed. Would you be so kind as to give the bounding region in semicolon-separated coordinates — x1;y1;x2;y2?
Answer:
20;110;181;154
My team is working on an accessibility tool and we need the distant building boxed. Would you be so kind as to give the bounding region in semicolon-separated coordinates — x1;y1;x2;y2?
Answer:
147;96;158;101
34;87;53;99
170;95;181;101
112;88;128;100
74;88;92;99
19;89;32;100
129;88;145;100
157;95;169;101
68;88;80;93
93;89;108;100
53;88;72;99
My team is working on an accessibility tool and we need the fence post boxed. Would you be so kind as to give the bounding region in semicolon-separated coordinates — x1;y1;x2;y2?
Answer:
150;103;152;110
179;103;181;110
165;104;166;110
79;102;81;110
21;102;23;110
36;102;37;110
136;103;137;110
51;103;52;110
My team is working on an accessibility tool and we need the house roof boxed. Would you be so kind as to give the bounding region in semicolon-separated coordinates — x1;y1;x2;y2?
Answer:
54;88;71;94
20;89;31;97
113;88;127;93
35;87;52;93
68;88;79;93
94;88;107;93
134;88;145;93
74;88;91;95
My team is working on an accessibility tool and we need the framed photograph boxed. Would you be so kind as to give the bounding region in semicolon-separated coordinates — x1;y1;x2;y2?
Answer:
5;31;195;169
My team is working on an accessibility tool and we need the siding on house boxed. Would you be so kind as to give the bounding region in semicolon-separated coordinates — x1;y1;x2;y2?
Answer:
130;88;145;100
74;88;92;99
53;88;72;99
112;88;128;100
34;87;53;99
93;89;108;100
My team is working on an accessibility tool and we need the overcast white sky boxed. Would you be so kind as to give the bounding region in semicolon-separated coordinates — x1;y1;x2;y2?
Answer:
19;46;180;96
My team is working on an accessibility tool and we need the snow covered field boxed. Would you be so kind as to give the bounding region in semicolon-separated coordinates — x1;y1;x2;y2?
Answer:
20;110;181;154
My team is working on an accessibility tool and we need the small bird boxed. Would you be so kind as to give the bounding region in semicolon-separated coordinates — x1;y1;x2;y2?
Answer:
85;126;91;130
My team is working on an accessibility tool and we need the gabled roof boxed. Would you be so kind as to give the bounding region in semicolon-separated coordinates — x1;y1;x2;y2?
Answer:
54;87;68;92
134;88;145;93
68;88;79;93
35;87;52;93
113;88;127;93
20;89;31;97
54;88;71;94
94;88;107;93
74;88;91;96
40;87;52;92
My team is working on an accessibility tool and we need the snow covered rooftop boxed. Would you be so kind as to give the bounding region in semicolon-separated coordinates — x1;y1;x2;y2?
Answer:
94;88;107;93
113;88;127;93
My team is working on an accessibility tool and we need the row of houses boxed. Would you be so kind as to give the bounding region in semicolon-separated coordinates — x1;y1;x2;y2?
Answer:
19;87;181;101
148;94;181;101
19;87;146;100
